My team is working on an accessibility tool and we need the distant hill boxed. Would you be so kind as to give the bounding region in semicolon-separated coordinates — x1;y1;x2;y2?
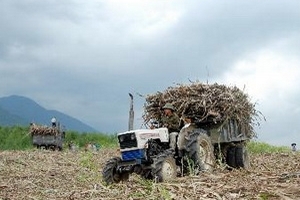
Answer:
0;95;97;132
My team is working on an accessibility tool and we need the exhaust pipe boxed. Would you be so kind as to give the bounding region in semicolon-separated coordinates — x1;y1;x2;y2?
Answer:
128;93;134;131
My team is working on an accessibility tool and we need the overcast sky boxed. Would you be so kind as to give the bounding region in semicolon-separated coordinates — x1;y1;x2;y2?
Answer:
1;0;300;146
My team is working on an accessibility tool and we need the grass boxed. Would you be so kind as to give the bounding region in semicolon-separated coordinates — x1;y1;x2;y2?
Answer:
247;141;290;154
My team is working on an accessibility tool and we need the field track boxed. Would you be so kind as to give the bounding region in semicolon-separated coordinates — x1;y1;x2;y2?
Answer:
0;149;299;199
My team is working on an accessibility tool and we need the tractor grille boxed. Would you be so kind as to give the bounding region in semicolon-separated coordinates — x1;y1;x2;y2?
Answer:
118;133;137;149
121;149;145;161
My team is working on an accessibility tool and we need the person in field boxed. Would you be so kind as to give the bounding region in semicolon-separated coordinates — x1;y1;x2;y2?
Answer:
160;103;180;150
51;117;57;128
291;143;297;151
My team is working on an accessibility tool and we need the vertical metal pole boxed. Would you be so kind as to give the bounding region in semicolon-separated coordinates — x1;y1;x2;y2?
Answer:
128;93;134;131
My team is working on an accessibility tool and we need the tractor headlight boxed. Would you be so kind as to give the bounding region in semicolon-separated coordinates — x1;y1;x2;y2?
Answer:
130;133;136;140
119;135;125;142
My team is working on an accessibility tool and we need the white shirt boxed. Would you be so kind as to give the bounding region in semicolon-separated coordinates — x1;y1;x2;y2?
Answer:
51;118;57;123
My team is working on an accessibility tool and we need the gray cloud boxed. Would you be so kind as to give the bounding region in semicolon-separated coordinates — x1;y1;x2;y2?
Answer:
1;0;300;145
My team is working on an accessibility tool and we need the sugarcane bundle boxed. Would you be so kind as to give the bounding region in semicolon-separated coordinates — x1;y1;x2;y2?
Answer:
143;82;262;136
30;123;59;136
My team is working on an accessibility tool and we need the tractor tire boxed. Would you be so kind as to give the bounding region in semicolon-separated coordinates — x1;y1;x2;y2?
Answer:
235;144;250;169
140;169;153;180
151;151;177;182
185;130;215;172
226;146;236;168
102;157;129;184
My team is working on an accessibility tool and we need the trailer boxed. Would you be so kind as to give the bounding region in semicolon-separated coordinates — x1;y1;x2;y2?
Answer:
30;123;65;151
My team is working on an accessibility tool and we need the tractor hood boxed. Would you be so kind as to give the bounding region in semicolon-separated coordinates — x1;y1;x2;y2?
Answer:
117;127;169;150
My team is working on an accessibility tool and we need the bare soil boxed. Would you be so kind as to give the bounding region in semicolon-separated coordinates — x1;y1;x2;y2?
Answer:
0;149;299;200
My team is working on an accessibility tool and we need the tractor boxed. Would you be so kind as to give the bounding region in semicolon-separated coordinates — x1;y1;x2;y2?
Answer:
102;94;251;184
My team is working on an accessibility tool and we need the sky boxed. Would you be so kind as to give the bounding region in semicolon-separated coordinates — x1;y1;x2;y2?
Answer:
1;0;300;146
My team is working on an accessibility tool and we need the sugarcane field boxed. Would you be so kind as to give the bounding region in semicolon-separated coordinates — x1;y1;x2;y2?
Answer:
1;82;300;199
0;149;300;199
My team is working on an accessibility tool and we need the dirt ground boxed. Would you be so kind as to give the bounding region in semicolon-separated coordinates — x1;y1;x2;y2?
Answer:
0;149;299;200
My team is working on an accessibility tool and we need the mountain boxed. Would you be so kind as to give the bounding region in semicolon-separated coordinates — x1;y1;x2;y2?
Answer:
0;95;97;132
0;106;29;126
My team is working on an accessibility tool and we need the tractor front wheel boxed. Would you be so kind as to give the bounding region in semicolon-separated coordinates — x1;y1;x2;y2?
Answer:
102;157;129;184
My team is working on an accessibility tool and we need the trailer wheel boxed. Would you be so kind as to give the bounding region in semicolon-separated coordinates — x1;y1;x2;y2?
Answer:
226;146;236;168
235;145;250;169
186;130;215;172
56;146;63;151
151;152;177;182
49;145;56;151
102;157;129;184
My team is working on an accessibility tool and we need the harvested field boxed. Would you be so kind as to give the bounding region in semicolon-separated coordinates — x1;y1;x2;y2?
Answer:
0;149;300;200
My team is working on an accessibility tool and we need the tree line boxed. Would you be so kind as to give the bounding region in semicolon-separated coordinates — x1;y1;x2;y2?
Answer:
0;126;291;153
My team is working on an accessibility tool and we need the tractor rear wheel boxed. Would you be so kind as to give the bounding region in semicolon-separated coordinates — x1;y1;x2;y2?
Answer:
102;157;129;184
185;130;215;173
151;151;177;182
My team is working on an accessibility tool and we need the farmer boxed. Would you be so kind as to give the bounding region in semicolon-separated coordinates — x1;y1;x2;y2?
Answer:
291;143;297;151
161;103;180;150
177;114;195;158
51;117;57;128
